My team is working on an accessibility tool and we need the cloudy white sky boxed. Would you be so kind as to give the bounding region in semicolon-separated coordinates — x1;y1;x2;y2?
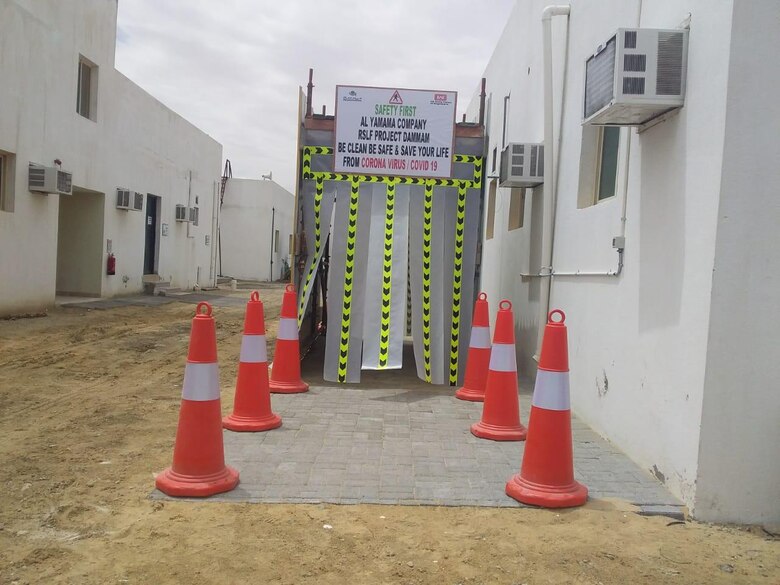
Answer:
115;1;516;193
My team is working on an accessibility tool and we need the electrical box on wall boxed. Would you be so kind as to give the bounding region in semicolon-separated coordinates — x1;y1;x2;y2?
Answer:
499;143;544;188
583;28;689;126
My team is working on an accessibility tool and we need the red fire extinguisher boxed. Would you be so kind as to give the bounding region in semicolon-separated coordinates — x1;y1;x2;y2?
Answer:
107;253;116;275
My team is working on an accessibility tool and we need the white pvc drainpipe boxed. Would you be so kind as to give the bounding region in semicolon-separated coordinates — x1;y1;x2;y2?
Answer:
525;3;641;355
535;4;571;359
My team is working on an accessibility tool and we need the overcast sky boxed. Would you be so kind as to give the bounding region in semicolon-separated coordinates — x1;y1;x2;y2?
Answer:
115;1;516;193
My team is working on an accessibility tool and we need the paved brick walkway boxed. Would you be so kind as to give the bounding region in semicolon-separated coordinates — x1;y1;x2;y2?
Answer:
150;335;682;516
194;383;682;516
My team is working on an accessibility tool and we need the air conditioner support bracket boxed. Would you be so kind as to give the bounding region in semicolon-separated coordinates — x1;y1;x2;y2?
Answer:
637;107;682;134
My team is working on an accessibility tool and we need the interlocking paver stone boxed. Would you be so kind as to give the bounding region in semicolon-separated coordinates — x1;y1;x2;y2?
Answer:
149;335;682;514
150;381;684;514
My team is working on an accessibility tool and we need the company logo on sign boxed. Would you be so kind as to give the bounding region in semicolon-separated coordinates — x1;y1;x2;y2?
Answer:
342;90;362;102
389;90;403;105
431;92;451;105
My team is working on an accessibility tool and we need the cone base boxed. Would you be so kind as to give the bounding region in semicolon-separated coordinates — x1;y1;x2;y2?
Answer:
471;420;527;441
455;386;485;402
269;379;309;394
222;412;282;432
155;465;239;497
505;473;588;508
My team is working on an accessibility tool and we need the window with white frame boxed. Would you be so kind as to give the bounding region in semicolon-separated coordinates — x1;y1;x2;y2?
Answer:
595;127;620;202
486;179;497;240
77;56;98;120
274;229;280;252
508;188;525;230
577;126;624;208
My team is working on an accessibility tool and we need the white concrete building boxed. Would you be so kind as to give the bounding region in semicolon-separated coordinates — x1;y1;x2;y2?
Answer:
0;0;222;316
219;178;295;282
466;0;779;524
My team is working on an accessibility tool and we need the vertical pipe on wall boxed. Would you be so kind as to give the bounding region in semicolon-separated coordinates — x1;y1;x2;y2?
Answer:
269;206;275;281
536;5;571;359
210;179;219;287
186;170;193;290
478;77;486;127
613;0;640;246
186;170;193;239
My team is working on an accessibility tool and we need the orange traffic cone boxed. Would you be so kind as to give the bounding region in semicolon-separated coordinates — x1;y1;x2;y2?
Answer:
471;300;527;441
223;291;282;432
455;292;491;402
156;302;239;497
505;309;588;508
270;284;308;394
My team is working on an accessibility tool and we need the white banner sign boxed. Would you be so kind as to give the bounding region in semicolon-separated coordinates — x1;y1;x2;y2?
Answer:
334;85;457;178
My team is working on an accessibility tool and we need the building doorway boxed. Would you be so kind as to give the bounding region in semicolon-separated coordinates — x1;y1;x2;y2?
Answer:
56;187;105;296
143;194;160;275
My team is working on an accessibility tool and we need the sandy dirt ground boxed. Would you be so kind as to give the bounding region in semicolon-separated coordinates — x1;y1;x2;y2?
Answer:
0;284;777;584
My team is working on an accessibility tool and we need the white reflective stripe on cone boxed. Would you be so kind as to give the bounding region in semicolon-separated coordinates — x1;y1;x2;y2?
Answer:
531;369;571;411
489;343;517;372
469;326;491;349
277;317;299;340
239;334;267;363
181;362;221;401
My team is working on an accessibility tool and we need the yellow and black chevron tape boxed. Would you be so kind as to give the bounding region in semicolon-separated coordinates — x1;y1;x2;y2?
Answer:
396;177;427;186
303;148;482;189
321;172;353;182
297;175;324;325
378;180;397;368
471;157;483;189
302;149;312;179
337;177;361;382
421;180;434;382
300;146;483;384
449;184;467;385
359;175;386;184
302;146;331;179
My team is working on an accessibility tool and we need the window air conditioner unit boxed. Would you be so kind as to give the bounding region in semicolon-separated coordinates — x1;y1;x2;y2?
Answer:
28;163;73;195
133;192;144;211
583;28;688;126
175;204;188;222
116;188;132;210
188;206;199;225
499;143;544;188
